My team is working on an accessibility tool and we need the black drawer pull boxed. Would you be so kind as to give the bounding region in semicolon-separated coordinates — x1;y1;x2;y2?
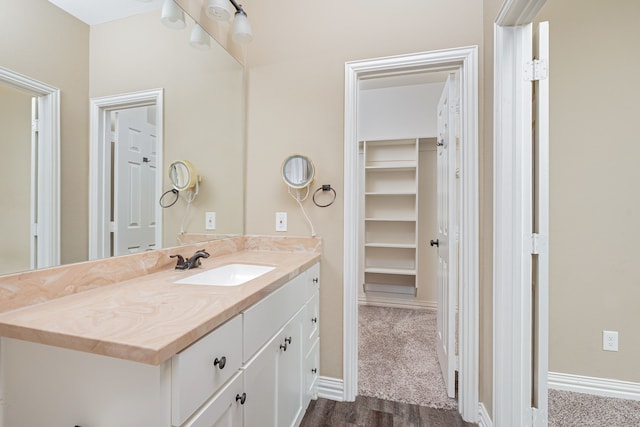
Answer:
214;356;226;369
236;393;246;405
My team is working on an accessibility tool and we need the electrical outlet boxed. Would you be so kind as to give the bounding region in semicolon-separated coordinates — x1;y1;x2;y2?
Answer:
603;330;618;352
275;212;287;232
205;212;216;230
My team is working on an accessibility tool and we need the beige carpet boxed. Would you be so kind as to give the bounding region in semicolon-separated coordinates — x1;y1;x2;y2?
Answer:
549;389;640;426
358;305;457;411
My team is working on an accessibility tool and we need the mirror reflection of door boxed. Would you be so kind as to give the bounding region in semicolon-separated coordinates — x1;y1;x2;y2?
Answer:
0;82;32;274
110;106;157;256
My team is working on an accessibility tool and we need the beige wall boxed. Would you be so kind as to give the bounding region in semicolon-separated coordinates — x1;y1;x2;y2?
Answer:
0;84;32;274
481;0;503;417
1;0;90;265
537;0;640;382
90;11;245;246
241;0;484;379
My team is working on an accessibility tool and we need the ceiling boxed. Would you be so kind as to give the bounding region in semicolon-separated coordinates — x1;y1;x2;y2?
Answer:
48;0;163;26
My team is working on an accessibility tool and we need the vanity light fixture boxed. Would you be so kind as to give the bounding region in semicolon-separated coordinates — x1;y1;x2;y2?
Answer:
206;0;253;44
160;0;186;30
190;24;211;50
206;0;234;21
231;8;253;44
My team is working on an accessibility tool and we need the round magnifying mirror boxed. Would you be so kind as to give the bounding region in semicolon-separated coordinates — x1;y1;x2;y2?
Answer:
282;155;316;189
169;160;197;191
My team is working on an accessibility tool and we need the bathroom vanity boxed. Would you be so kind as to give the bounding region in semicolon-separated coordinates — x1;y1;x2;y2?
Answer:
0;236;320;427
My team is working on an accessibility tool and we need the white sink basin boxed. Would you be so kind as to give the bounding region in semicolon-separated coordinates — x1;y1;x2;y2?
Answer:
174;264;275;286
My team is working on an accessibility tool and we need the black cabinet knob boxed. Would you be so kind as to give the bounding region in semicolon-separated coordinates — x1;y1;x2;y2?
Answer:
280;343;288;351
430;239;439;247
284;337;292;344
236;393;247;405
311;317;318;323
311;368;317;374
313;277;319;283
214;356;226;369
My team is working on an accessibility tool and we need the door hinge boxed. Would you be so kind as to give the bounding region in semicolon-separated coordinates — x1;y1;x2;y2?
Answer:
455;355;460;371
32;118;40;132
109;221;116;233
524;59;548;81
31;222;39;237
530;233;547;255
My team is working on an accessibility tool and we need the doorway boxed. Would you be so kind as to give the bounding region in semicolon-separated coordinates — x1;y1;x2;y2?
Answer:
0;67;60;273
343;47;479;422
89;89;163;260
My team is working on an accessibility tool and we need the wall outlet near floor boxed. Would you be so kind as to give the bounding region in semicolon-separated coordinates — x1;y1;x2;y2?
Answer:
603;330;618;352
205;212;216;230
275;212;287;232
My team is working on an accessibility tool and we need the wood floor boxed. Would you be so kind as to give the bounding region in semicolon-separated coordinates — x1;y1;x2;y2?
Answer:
300;396;477;427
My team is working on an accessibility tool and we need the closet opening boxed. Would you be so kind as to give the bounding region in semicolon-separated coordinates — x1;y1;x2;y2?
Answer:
343;46;479;422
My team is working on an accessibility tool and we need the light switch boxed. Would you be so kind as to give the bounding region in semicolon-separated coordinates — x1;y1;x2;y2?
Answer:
205;212;216;230
276;212;287;232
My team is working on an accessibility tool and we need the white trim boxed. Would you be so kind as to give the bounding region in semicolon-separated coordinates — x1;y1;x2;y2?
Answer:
89;89;164;260
493;0;548;425
317;376;344;402
344;46;479;422
493;22;534;427
549;372;640;402
358;296;437;311
496;0;547;26
478;402;493;427
0;67;60;269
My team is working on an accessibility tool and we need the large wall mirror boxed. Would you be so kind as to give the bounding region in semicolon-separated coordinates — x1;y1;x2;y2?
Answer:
0;0;245;276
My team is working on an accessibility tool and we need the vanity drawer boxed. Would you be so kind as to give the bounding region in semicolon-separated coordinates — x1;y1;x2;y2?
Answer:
304;291;319;352
243;271;307;362
305;263;320;301
172;315;242;426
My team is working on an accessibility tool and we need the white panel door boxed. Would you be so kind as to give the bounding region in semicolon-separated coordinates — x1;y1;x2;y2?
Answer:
435;73;457;399
113;107;157;255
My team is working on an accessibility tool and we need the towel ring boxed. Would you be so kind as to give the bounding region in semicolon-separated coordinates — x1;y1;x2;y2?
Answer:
312;185;336;208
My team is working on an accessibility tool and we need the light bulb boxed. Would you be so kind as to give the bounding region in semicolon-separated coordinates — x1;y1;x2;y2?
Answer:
231;11;253;44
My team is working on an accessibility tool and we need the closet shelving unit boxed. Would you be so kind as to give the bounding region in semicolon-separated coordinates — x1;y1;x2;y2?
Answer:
362;138;419;296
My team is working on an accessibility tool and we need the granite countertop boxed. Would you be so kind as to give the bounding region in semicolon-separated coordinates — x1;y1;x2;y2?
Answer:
0;249;319;365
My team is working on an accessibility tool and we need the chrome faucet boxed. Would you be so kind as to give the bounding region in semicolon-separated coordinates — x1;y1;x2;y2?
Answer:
170;249;210;270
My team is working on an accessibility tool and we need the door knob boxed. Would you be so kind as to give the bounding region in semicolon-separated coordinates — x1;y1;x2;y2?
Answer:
430;239;439;247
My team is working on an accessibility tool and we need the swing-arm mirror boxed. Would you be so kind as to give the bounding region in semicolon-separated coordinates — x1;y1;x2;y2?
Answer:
281;155;316;189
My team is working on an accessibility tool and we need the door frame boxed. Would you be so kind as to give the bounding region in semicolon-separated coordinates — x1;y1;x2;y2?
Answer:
88;89;164;260
493;0;548;424
343;46;479;421
0;66;60;269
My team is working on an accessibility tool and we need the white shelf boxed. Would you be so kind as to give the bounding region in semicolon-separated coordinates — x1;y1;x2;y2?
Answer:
362;138;419;294
365;243;416;249
364;267;417;275
365;161;417;170
365;191;416;196
364;217;416;222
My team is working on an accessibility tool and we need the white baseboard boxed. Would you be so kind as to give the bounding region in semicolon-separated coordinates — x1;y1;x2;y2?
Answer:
549;371;640;401
317;376;345;401
478;402;493;427
358;295;437;310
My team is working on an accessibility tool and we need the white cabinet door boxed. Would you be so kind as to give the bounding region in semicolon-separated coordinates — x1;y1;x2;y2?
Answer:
277;309;305;427
243;332;279;427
